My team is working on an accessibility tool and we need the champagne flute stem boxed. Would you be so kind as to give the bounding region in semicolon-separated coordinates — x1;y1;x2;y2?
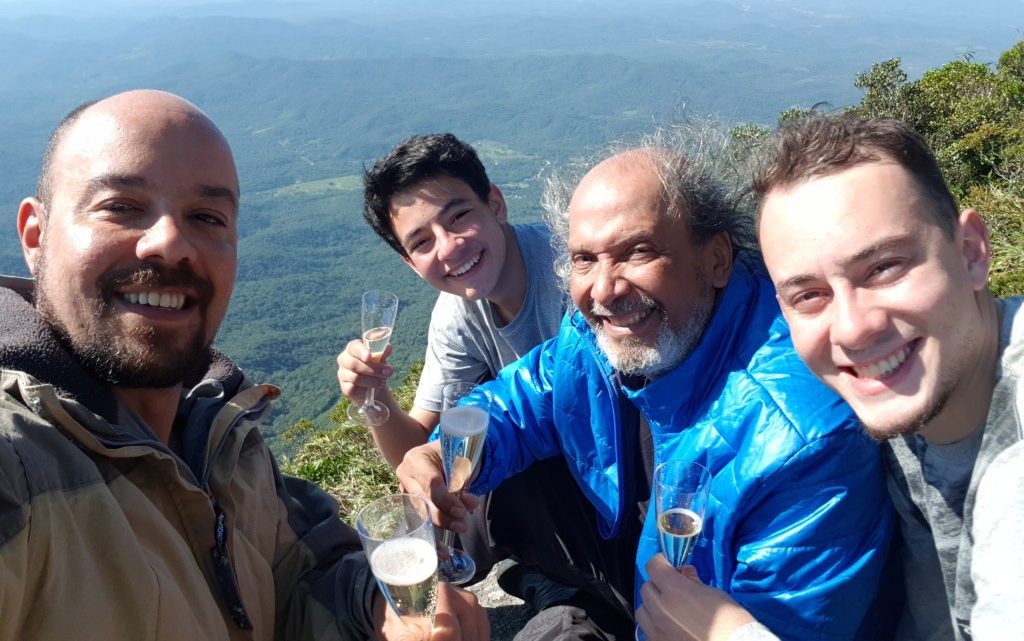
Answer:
439;527;458;572
365;386;376;410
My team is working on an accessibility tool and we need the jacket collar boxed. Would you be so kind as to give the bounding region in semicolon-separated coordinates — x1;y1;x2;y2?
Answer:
0;277;245;426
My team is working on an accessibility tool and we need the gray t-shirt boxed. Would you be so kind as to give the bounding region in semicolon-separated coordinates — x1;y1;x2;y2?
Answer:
414;222;566;414
887;296;1024;641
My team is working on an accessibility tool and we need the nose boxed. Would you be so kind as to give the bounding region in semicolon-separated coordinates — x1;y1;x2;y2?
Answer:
136;213;197;265
589;260;629;308
435;227;463;262
830;286;888;350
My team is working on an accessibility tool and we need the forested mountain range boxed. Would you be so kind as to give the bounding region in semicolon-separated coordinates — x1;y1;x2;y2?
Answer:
1;0;1020;444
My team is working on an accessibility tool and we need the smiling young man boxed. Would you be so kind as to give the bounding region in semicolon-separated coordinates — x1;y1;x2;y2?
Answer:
0;90;487;641
337;133;565;466
396;140;895;640
336;132;579;610
755;116;1023;640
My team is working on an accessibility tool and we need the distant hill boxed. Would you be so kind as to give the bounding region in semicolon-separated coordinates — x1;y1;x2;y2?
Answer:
1;0;1021;444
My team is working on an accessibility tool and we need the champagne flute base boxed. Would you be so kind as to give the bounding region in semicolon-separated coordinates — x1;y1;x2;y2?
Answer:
347;400;391;427
440;549;476;586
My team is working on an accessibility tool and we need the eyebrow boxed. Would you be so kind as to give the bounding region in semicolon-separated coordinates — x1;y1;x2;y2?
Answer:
568;229;657;254
87;173;148;193
774;234;916;293
844;236;915;265
86;174;239;209
399;197;470;247
199;184;239;209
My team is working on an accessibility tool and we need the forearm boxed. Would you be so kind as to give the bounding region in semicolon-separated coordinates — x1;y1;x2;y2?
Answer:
465;345;561;494
272;472;379;641
365;388;435;469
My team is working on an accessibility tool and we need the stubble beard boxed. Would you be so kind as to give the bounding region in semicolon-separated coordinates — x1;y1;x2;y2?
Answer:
852;330;971;443
859;377;957;442
34;251;214;389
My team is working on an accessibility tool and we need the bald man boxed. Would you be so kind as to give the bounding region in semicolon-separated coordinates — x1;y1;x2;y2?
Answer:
396;143;893;640
0;90;486;641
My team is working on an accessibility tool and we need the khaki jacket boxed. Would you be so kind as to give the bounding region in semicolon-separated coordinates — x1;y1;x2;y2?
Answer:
0;281;376;641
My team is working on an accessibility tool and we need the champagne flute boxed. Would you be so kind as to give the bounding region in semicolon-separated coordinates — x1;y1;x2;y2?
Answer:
654;460;711;568
356;493;439;628
437;381;492;585
347;290;399;426
637;460;712;640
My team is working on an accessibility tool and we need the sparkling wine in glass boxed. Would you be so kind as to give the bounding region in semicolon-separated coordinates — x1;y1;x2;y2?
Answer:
356;493;439;628
438;382;491;585
347;290;399;426
637;459;712;640
654;460;710;568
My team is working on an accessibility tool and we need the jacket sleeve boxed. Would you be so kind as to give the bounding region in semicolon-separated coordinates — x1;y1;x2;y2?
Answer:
467;336;564;495
0;433;29;641
726;428;895;641
271;469;378;641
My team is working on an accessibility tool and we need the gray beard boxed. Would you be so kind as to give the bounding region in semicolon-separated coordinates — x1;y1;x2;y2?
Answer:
593;279;715;379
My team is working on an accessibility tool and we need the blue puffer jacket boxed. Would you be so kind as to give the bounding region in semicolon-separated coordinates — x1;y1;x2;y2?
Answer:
468;261;893;640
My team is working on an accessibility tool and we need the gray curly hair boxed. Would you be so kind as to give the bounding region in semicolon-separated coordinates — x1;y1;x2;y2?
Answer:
541;121;760;290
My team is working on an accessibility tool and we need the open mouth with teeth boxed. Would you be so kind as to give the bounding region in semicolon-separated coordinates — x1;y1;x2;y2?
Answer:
588;299;662;341
846;340;917;381
600;306;654;329
121;291;189;311
447;252;482;278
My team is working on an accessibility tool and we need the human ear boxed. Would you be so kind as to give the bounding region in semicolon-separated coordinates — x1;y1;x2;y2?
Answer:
957;209;991;291
17;198;45;275
705;232;734;289
488;184;508;224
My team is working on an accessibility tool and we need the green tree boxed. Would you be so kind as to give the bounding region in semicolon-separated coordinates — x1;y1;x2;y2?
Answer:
850;58;921;123
842;44;1024;201
776;106;817;125
997;41;1024;85
727;122;771;166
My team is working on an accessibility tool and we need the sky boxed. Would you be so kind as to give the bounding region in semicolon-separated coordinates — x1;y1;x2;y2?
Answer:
2;0;1021;16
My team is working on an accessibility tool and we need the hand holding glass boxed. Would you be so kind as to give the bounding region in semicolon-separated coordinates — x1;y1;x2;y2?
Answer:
438;382;491;584
356;493;439;627
346;290;399;426
637;460;712;640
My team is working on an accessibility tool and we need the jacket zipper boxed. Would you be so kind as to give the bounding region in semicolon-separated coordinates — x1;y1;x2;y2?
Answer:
607;369;627;539
203;401;270;632
211;505;254;630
